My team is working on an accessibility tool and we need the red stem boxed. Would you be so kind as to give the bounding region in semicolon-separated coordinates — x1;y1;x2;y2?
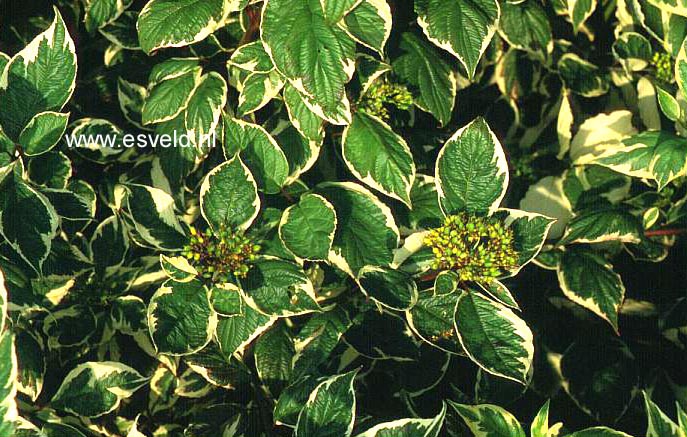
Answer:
644;228;687;237
419;271;439;282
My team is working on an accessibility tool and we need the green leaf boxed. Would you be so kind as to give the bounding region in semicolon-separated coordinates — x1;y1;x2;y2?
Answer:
434;271;459;296
51;362;147;418
643;391;683;437
318;182;399;276
90;216;129;275
100;11;140;50
567;0;597;33
0;269;7;331
454;290;534;384
149;58;200;86
279;193;336;260
236;70;285;116
154;117;198;194
295;370;358;437
184;72;227;146
142;68;201;125
148;279;217;355
403;175;443;229
656;87;681;122
531;400;563;437
415;0;500;79
557;249;625;331
499;0;552;58
354;404;446;437
558;53;609;98
677;37;687;99
254;323;294;396
591;131;687;190
15;418;44;437
559;207;642;245
160;255;198;282
39;188;93;221
557;91;574;159
0;165;59;273
276;125;322;182
613;32;652;72
321;0;359;23
67;178;96;213
357;266;418;311
184;343;251;389
137;0;240;53
114;183;187;250
392;32;456;126
449;402;526;437
478;280;519;309
42;422;88;437
43;306;97;348
110;296;147;335
241;258;321;317
19;112;69;156
355;54;391;95
261;0;356;125
228;41;275;73
85;0;132;31
0;332;18;437
222;117;289;193
436;117;509;215
292;308;350;379
174;367;211;398
679;406;687;435
68;118;127;163
27;151;71;188
210;283;243;316
562;165;631;209
216;304;276;356
200;156;260;232
406;290;462;354
396;343;451;403
275;376;324;427
341;0;392;55
343;111;415;206
0;8;77;139
648;0;687;15
283;83;325;143
567;428;633;437
495;49;539;105
494;209;555;275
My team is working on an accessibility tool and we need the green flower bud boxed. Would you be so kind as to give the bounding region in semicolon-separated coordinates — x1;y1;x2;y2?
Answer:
424;213;519;283
184;224;261;281
652;52;674;84
358;79;414;121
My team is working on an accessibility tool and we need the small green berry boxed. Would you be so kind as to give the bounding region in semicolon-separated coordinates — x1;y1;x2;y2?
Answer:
424;213;519;283
652;52;673;84
184;224;261;281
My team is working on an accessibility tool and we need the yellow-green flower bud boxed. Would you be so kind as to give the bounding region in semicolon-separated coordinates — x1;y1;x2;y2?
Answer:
652;52;673;84
424;213;519;283
358;79;414;121
184;225;260;281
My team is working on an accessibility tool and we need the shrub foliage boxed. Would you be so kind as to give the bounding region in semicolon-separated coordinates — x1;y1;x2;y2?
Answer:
0;0;686;436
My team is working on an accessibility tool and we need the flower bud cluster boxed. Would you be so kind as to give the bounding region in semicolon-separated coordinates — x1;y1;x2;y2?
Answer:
182;225;260;280
651;52;673;84
359;80;414;121
424;214;519;282
429;329;455;342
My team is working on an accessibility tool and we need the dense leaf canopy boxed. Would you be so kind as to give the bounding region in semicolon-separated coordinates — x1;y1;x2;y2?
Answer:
0;0;686;436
